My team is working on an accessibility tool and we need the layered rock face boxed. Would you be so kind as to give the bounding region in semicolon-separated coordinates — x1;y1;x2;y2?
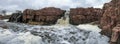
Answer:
110;24;120;44
100;0;120;37
22;9;35;23
69;7;103;25
99;0;120;44
22;7;65;25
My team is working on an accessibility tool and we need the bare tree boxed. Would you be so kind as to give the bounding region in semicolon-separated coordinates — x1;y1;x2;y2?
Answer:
1;10;6;16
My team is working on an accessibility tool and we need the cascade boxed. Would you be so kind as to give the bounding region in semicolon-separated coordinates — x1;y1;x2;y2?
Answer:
56;11;70;25
0;21;110;44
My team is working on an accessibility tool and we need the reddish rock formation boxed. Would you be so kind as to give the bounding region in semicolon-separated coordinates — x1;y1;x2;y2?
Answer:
22;7;65;25
100;0;120;37
100;0;120;44
110;24;120;44
0;15;3;20
70;7;103;25
22;9;35;23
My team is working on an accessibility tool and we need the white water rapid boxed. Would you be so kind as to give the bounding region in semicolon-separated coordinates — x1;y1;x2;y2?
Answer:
56;11;70;25
0;20;109;44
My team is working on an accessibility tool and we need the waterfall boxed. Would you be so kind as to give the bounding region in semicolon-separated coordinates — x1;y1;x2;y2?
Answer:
0;21;110;44
56;11;70;25
14;14;22;22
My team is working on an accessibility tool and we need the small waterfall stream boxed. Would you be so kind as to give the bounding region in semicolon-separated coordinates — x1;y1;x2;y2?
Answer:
56;11;70;25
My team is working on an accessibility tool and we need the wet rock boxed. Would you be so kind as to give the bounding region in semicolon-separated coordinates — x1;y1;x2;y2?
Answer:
8;12;23;22
0;21;8;29
70;7;103;25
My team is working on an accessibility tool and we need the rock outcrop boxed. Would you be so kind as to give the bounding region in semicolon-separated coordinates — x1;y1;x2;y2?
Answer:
8;12;23;22
99;0;120;44
110;24;120;44
100;0;120;37
0;15;3;20
22;7;65;25
69;7;103;25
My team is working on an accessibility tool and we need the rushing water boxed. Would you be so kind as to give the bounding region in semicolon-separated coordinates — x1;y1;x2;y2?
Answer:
0;20;109;44
0;11;110;44
56;11;70;25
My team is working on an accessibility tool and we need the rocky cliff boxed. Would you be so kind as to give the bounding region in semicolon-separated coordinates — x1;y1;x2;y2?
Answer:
99;0;120;44
100;0;119;37
23;7;65;25
69;7;103;25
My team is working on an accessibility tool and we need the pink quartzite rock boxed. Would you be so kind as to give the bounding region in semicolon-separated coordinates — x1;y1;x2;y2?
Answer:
100;0;120;44
70;7;103;25
22;7;65;25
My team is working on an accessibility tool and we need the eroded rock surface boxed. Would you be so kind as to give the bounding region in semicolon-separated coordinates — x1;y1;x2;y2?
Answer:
110;24;120;44
100;0;120;37
9;7;65;25
23;7;65;25
69;7;103;25
99;0;120;44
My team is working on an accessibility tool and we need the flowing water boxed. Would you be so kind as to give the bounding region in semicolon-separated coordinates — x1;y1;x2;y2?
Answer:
0;20;109;44
56;11;70;25
0;11;110;44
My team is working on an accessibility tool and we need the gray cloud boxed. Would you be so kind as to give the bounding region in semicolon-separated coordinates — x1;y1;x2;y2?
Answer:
0;0;111;12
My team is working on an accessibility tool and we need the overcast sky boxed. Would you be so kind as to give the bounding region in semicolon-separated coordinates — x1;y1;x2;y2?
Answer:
0;0;111;12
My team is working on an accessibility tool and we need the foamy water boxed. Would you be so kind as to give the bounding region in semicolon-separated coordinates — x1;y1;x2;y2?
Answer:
0;21;109;44
77;24;101;32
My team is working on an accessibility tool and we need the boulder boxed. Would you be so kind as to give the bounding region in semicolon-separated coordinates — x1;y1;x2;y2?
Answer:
110;24;120;44
70;7;103;25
